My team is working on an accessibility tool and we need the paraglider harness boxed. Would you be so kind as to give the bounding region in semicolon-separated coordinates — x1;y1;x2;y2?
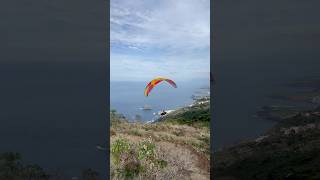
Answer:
160;110;167;116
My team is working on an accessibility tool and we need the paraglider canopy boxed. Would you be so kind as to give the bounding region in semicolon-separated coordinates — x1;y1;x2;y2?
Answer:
144;77;177;97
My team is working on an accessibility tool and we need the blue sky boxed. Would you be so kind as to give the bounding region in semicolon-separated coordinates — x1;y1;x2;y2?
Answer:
111;0;210;82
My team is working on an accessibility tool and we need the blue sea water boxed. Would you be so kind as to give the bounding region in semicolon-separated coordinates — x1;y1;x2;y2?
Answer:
110;79;210;122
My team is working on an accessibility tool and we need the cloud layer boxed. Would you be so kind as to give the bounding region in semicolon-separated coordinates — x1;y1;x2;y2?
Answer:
111;0;210;81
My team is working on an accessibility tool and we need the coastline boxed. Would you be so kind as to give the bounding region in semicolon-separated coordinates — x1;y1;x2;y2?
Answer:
110;95;210;179
148;95;210;124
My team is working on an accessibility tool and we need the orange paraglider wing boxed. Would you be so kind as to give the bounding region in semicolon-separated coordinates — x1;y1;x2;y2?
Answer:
144;77;177;96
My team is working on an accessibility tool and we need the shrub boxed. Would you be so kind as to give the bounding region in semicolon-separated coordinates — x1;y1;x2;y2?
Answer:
138;138;156;160
128;129;142;137
111;138;131;165
110;137;168;179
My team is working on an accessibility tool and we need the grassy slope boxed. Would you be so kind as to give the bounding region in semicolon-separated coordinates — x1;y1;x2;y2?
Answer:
110;100;210;180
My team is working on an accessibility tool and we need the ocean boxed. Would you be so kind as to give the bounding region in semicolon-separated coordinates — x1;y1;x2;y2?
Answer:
111;60;320;152
110;79;210;122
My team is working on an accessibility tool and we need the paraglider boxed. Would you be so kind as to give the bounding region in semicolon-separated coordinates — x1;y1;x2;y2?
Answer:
160;110;167;116
144;77;177;97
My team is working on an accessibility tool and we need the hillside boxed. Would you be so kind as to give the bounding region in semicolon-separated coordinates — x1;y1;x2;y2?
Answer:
214;107;320;180
110;98;210;180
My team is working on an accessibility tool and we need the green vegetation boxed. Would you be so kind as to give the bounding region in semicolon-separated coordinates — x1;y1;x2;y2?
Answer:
111;138;131;165
165;109;210;128
137;138;156;160
111;137;167;179
111;109;127;126
159;98;210;128
110;98;210;180
128;129;142;137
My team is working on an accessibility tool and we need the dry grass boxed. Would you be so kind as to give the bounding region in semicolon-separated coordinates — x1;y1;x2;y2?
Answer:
110;119;210;180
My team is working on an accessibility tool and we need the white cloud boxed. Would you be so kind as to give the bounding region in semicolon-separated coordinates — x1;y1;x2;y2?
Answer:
110;0;210;81
111;53;209;82
111;0;210;50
